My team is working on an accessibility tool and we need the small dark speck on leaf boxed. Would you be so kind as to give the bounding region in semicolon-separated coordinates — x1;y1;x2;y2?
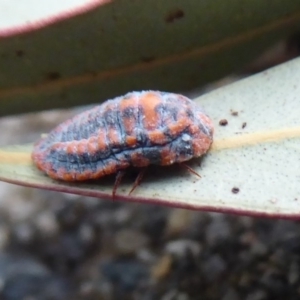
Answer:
219;119;228;126
46;71;61;81
61;91;67;99
141;56;155;63
242;122;247;129
231;110;238;116
88;71;98;77
232;187;240;194
165;9;184;23
15;50;25;57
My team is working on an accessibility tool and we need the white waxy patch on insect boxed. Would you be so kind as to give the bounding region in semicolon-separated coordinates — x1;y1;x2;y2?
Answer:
182;134;191;142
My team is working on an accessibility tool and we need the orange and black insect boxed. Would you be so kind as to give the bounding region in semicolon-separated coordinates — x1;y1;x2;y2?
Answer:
32;91;214;198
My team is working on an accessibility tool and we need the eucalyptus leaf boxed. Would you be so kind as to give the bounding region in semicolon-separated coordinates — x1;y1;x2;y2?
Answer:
1;57;300;218
1;0;300;116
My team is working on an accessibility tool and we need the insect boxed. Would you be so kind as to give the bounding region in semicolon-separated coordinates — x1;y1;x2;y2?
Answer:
32;91;214;198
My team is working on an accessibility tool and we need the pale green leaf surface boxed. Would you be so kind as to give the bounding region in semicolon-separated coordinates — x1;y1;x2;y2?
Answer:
1;58;300;218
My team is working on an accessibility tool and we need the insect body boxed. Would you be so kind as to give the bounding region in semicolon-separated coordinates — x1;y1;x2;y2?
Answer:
32;91;214;196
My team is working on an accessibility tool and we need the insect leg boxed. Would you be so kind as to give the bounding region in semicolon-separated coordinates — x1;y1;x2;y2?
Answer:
113;170;126;200
129;168;147;195
180;163;201;178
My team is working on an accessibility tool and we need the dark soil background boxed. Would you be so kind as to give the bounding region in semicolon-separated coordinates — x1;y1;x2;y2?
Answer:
1;181;300;300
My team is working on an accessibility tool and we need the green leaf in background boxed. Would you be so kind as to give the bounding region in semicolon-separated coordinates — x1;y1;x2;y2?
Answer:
0;0;300;116
1;57;300;218
0;0;110;36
